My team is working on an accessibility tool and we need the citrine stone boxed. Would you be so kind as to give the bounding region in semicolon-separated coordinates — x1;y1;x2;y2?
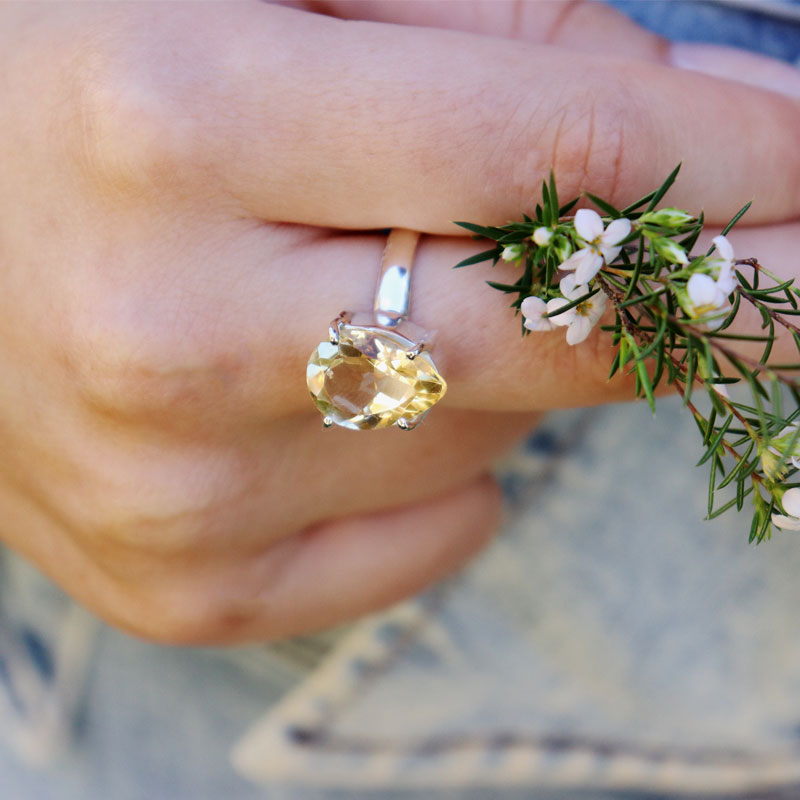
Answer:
307;325;446;430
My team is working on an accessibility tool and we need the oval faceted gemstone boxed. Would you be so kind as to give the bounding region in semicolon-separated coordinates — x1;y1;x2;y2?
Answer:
307;325;446;430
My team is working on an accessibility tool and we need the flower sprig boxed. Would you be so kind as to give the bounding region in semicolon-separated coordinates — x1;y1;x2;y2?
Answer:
454;165;800;543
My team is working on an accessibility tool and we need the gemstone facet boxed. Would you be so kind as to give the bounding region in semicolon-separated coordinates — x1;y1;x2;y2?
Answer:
307;325;446;430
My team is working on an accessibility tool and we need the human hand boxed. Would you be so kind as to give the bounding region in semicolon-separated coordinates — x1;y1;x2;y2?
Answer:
1;1;798;643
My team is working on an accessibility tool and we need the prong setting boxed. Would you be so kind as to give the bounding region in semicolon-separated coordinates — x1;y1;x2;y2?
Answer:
328;311;352;345
405;342;425;360
396;417;420;431
322;416;334;428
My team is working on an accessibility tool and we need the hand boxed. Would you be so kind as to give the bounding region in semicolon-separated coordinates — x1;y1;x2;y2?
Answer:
1;1;798;643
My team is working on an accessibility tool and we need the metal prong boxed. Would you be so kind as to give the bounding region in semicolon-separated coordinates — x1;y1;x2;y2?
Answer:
396;417;419;431
322;416;334;428
328;311;352;345
405;343;425;360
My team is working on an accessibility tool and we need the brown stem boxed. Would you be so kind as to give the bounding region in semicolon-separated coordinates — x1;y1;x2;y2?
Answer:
736;286;800;336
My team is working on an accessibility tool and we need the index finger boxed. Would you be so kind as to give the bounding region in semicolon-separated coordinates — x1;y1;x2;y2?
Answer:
191;3;800;230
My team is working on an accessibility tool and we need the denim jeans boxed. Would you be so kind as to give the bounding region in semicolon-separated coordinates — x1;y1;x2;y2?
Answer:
1;3;800;799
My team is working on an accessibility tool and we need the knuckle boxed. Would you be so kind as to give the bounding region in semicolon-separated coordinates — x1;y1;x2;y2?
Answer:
483;76;639;217
61;291;247;428
549;80;637;205
66;32;208;199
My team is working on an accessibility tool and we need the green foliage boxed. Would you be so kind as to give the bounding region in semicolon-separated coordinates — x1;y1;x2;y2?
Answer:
454;166;800;542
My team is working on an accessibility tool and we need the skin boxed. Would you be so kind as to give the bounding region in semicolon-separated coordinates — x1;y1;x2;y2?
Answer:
0;0;798;644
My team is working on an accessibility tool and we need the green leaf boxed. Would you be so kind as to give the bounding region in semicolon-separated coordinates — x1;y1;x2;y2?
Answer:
683;336;696;405
718;201;753;239
548;171;560;224
559;197;580;216
453;247;502;268
697;413;734;466
748;510;761;542
757;501;774;542
453;221;505;239
709;486;754;520
703;407;718;447
585;193;621;218
718;441;756;489
646;163;682;211
608;350;621;380
486;280;527;293
708;454;718;516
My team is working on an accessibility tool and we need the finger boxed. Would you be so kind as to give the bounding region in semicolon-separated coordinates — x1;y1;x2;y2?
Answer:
151;2;800;229
194;473;503;643
309;0;800;100
269;228;800;413
693;221;800;367
0;463;502;643
308;0;669;61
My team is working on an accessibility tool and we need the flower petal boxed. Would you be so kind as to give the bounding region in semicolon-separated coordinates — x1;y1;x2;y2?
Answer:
574;208;604;242
522;296;556;331
524;317;555;332
782;487;800;518
712;234;734;262
771;513;800;531
716;264;738;296
558;273;583;300
520;295;546;318
602;218;632;246
574;251;604;284
598;244;622;264
586;292;607;324
687;273;720;307
545;297;575;326
559;247;591;272
565;315;593;345
702;309;729;330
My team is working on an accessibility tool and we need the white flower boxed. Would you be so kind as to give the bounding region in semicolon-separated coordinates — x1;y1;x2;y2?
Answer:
545;274;607;346
684;236;738;327
709;235;738;296
560;209;631;284
768;424;800;471
520;296;556;332
687;273;728;312
772;487;800;531
685;275;730;329
532;227;553;246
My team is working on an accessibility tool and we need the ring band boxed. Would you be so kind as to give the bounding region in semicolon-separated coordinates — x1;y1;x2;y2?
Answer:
374;228;418;327
306;229;447;430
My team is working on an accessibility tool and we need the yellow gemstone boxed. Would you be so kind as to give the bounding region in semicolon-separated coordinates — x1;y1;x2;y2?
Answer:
307;326;446;430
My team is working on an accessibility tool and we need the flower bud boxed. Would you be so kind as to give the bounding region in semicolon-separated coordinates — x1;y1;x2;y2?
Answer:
552;235;572;262
639;208;695;228
501;244;525;262
761;449;786;481
653;237;689;265
532;227;553;246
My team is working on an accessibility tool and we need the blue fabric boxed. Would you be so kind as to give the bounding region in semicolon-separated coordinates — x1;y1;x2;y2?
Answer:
609;0;800;63
1;2;799;799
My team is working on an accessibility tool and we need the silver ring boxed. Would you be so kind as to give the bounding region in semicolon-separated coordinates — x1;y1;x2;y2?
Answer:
306;229;447;430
